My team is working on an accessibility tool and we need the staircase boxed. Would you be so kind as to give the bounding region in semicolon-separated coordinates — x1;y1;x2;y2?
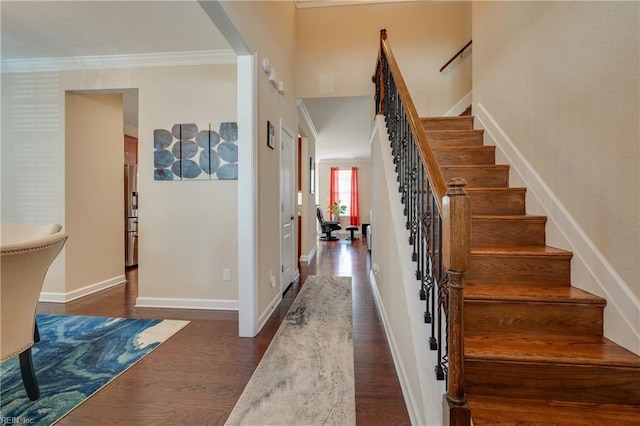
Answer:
421;115;640;425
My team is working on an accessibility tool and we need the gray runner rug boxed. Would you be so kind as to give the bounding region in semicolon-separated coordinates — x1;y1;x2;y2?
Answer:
226;275;355;425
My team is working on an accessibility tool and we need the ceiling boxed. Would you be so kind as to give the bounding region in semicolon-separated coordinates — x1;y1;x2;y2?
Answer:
1;0;372;161
0;1;231;59
301;96;374;161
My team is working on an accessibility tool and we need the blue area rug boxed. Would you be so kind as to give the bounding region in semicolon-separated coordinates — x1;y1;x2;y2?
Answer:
0;313;188;425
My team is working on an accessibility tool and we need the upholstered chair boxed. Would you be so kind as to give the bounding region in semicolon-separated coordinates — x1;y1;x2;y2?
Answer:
1;223;67;400
316;206;342;241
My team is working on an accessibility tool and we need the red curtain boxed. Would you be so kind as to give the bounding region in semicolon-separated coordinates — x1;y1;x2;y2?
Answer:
350;167;360;226
329;167;340;220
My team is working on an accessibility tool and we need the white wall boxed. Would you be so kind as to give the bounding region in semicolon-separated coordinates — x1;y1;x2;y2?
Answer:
370;117;445;426
473;2;639;352
137;64;238;306
296;1;472;116
1;64;239;306
2;71;66;293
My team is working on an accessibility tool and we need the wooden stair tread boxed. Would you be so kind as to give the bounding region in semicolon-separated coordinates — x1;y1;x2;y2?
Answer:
425;129;483;136
441;164;510;188
472;214;547;222
467;394;640;426
465;334;640;367
464;282;606;305
441;164;509;170
471;215;547;247
465;187;527;215
466;187;526;193
420;116;473;130
432;145;494;152
472;245;573;257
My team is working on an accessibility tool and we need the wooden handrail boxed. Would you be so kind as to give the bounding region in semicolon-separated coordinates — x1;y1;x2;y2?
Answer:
379;36;448;210
439;40;472;73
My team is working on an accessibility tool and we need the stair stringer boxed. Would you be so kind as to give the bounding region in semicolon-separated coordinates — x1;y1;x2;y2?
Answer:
474;101;640;355
369;116;447;426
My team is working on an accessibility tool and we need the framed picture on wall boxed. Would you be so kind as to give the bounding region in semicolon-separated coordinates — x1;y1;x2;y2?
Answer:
309;157;315;194
267;120;275;149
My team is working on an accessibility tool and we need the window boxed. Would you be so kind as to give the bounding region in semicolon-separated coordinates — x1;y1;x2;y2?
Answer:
337;169;352;214
330;166;360;225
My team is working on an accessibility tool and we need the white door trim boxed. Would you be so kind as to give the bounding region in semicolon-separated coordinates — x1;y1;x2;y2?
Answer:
280;121;296;294
237;54;258;337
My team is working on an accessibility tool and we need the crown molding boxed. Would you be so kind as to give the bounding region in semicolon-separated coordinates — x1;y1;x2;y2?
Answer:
1;49;237;74
297;99;319;139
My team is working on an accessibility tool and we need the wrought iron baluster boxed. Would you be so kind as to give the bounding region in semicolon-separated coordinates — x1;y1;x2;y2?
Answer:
434;214;446;381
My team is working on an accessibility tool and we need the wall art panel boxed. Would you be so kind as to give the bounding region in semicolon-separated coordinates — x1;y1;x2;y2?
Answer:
154;122;238;181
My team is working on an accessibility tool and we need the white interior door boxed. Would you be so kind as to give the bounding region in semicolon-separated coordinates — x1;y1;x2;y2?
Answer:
280;123;295;294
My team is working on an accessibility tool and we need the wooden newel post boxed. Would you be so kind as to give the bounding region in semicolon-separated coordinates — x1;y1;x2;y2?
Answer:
442;177;471;426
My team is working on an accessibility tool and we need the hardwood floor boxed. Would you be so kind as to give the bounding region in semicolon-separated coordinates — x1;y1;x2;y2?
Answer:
38;238;410;425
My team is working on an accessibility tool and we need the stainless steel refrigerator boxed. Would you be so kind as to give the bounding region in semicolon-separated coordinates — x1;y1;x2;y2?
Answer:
124;164;138;267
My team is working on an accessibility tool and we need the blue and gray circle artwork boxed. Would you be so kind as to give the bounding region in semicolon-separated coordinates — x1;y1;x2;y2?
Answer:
154;122;238;180
154;168;174;180
219;122;238;142
154;149;174;168
172;140;198;159
199;149;221;175
171;159;201;179
217;142;238;163
195;130;221;148
154;129;173;149
217;163;238;180
172;123;199;140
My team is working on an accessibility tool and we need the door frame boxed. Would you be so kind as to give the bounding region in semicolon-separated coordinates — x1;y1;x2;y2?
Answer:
280;120;296;294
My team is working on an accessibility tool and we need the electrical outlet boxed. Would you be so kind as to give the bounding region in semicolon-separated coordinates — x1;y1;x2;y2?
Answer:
223;269;231;281
269;271;276;288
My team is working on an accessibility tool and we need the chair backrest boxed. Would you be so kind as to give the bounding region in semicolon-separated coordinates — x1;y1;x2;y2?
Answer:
316;206;325;225
1;223;67;361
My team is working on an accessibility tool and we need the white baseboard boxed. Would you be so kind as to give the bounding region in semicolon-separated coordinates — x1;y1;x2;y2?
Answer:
444;91;472;116
257;292;282;333
40;275;125;303
474;102;640;355
300;244;317;263
135;296;238;311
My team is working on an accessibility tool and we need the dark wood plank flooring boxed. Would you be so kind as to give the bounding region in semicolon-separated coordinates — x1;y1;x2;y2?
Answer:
37;239;410;425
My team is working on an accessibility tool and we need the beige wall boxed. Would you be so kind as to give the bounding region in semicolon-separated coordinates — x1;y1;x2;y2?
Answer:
224;0;299;316
473;2;639;299
296;1;472;115
1;64;239;304
65;93;124;294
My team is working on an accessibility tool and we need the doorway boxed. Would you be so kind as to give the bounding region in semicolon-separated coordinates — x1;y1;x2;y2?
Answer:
65;89;139;297
123;90;139;269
